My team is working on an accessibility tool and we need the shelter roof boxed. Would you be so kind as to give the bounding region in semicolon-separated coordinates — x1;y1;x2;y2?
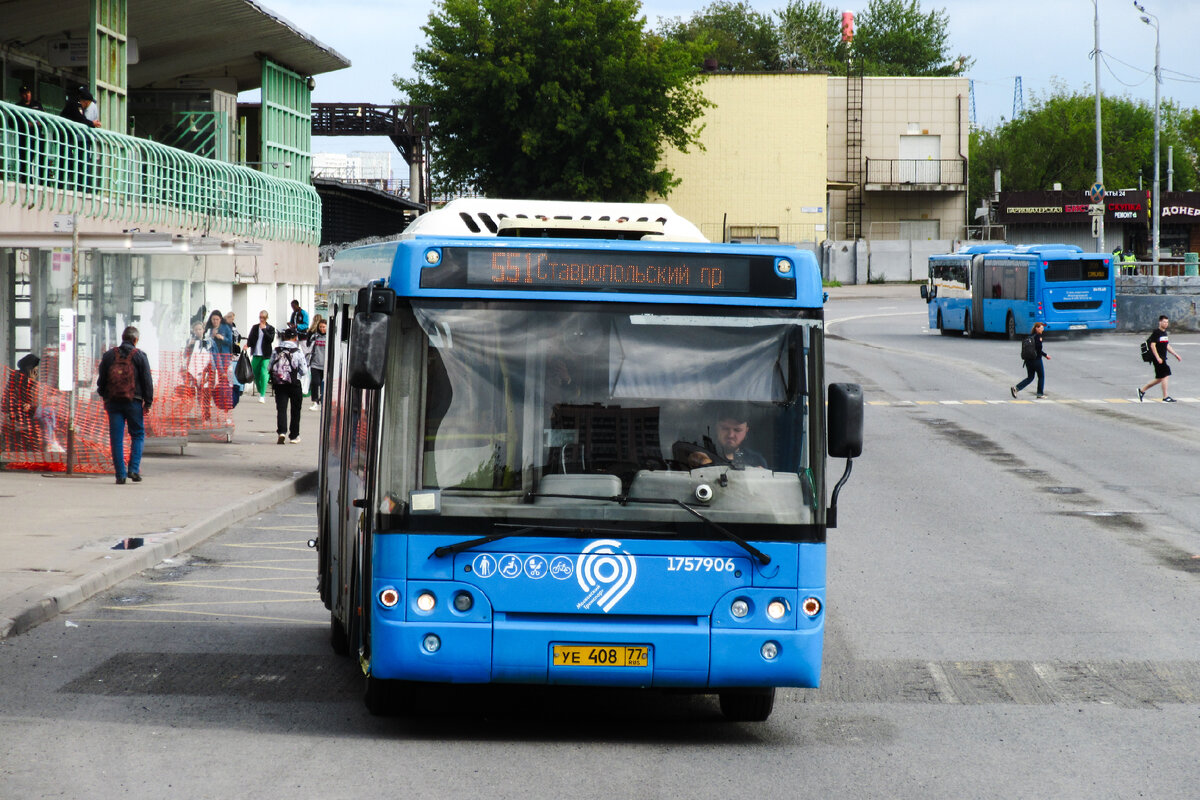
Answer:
3;0;349;90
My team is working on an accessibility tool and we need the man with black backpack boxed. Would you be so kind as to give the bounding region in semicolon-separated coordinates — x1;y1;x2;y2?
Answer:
269;328;308;444
97;326;155;484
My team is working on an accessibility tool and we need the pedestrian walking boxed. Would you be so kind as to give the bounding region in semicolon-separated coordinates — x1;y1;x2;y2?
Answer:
224;311;243;351
1010;322;1050;399
288;299;310;335
306;318;327;412
58;86;101;192
245;310;276;402
1138;315;1182;402
96;326;154;484
269;328;307;444
15;84;44;185
2;354;62;453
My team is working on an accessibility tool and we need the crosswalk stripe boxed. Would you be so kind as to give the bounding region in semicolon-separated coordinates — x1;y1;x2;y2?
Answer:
867;397;1200;406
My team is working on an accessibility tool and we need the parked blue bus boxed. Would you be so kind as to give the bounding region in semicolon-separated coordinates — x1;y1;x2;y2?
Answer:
314;199;863;722
921;244;1117;338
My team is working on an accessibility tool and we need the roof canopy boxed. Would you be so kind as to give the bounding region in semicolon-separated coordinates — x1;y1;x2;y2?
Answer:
4;0;349;91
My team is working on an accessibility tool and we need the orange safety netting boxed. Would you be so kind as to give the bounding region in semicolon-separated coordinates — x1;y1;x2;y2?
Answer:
1;349;238;474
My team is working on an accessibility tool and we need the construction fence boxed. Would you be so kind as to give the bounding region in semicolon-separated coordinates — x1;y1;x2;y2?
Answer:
1;350;238;474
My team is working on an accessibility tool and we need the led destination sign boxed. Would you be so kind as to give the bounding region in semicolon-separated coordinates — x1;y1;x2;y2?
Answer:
422;247;796;298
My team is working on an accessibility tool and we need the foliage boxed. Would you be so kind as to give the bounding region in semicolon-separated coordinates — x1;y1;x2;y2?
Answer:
853;0;971;76
968;88;1198;210
396;0;711;201
774;1;846;73
657;0;968;77
656;1;781;72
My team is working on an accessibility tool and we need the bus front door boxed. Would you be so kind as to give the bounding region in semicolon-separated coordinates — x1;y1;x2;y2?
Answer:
970;257;986;336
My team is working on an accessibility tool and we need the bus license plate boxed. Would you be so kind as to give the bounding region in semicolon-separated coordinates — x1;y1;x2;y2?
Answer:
1069;324;1086;330
553;644;649;668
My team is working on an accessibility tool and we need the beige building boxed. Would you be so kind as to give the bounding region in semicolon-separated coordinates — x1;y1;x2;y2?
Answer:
653;73;829;244
657;72;970;247
827;75;970;242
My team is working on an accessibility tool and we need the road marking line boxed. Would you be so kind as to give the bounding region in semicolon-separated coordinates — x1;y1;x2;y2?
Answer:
96;608;325;625
866;396;1200;406
927;662;961;704
155;584;314;596
105;598;317;609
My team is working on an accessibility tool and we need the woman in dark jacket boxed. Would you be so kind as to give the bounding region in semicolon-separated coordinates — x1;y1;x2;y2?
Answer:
2;354;60;452
245;310;276;402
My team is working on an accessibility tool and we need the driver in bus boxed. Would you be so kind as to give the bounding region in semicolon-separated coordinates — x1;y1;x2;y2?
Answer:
685;411;768;470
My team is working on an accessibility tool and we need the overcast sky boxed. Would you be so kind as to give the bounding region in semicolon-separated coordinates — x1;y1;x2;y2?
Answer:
261;0;1200;159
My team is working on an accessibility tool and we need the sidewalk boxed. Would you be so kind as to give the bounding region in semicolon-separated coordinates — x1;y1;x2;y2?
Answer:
0;393;319;639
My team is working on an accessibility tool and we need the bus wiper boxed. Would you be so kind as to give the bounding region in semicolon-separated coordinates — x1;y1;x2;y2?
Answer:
511;492;770;566
621;496;771;566
431;521;673;559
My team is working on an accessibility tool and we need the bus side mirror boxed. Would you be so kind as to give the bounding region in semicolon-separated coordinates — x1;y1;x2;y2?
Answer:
826;383;863;529
348;312;390;390
827;382;863;459
920;284;928;300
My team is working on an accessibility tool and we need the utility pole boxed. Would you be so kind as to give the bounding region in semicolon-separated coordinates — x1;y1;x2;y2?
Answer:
1092;0;1105;251
1135;1;1161;273
66;215;79;475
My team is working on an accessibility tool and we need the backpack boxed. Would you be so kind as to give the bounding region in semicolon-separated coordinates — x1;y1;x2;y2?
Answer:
271;347;298;386
1140;340;1155;363
1020;335;1037;361
108;347;138;401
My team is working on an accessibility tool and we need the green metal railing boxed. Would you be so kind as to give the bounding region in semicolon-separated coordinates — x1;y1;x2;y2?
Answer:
0;100;319;245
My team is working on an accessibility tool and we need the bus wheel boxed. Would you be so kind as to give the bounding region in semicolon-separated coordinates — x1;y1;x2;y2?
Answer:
1005;314;1017;341
937;311;955;336
330;610;350;656
364;675;413;716
718;687;776;722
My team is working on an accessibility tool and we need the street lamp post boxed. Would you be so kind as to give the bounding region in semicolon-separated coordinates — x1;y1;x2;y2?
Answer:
1134;1;1160;274
1092;0;1104;252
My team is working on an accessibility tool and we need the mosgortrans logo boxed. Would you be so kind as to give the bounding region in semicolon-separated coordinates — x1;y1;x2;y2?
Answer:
576;539;637;613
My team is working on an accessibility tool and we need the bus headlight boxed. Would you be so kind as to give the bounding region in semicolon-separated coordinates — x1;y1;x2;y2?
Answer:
731;599;750;618
801;597;822;617
766;599;788;620
453;591;474;612
416;591;436;612
378;587;400;608
422;634;441;653
761;641;780;660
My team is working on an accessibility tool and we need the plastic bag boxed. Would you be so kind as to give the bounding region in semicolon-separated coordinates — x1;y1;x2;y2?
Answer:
235;351;254;384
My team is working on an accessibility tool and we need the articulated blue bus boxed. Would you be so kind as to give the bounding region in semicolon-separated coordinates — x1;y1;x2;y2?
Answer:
921;244;1117;338
315;199;862;722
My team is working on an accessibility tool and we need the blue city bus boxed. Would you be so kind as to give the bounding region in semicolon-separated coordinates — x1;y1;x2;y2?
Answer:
314;199;863;722
921;244;1117;338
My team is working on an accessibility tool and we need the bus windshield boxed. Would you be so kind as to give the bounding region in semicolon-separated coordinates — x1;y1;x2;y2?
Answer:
382;300;821;532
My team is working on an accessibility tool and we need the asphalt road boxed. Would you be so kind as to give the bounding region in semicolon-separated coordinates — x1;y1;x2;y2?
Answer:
1;291;1197;799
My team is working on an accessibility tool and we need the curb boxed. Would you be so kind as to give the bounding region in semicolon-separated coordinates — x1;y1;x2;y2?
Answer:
0;470;318;640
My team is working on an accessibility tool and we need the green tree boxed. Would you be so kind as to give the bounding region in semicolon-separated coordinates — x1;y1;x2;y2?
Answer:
774;1;846;73
852;0;971;76
656;1;781;72
968;88;1198;212
396;0;711;201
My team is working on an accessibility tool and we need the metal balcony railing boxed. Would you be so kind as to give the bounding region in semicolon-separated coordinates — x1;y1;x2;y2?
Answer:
865;158;966;186
0;101;319;245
